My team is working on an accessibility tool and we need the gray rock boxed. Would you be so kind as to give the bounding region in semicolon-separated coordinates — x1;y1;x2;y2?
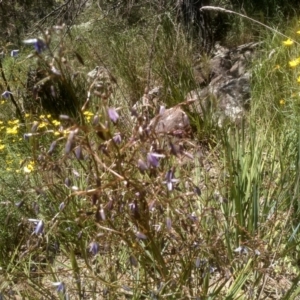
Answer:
188;42;261;126
149;106;191;137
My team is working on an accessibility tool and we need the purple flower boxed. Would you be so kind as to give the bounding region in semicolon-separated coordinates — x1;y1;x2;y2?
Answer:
112;133;122;144
234;246;248;255
89;242;99;255
11;49;19;57
163;168;179;191
1;91;12;99
23;133;32;141
23;38;46;54
34;220;44;235
147;152;165;168
52;282;65;293
136;231;147;240
108;108;119;123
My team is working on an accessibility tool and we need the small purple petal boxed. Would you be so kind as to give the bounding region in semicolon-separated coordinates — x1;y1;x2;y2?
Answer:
108;108;119;123
34;220;44;235
136;231;147;240
52;282;65;293
11;50;19;57
89;242;99;255
163;168;179;191
59;202;65;211
24;38;46;53
23;133;31;141
147;153;159;168
1;91;12;99
34;39;46;53
112;133;122;144
165;169;173;182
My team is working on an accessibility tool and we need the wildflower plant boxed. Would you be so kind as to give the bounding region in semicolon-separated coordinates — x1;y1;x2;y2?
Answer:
1;4;300;299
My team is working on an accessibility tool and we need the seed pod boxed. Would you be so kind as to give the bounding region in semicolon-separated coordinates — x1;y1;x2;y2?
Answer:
64;178;72;187
48;141;57;155
166;217;172;231
59;114;71;121
65;130;75;154
74;146;84;160
31;121;39;133
92;114;100;126
129;255;138;267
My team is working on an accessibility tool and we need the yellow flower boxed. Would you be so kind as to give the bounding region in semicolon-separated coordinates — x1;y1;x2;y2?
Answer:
6;126;18;134
8;119;19;125
283;38;294;46
0;144;5;150
52;120;61;126
289;58;300;67
279;99;285;105
38;121;48;129
297;76;300;83
297;30;300;34
25;113;31;118
24;161;35;173
83;111;94;122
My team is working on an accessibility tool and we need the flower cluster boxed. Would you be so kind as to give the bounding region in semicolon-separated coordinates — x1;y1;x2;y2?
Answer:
284;31;300;73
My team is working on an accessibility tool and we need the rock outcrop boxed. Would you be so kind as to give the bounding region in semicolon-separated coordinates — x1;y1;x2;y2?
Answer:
187;42;261;126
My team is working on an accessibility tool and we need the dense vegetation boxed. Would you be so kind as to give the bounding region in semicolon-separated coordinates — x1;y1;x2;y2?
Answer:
1;0;300;299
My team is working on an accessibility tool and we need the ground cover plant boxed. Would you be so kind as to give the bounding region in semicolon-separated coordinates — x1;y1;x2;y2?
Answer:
1;1;300;299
